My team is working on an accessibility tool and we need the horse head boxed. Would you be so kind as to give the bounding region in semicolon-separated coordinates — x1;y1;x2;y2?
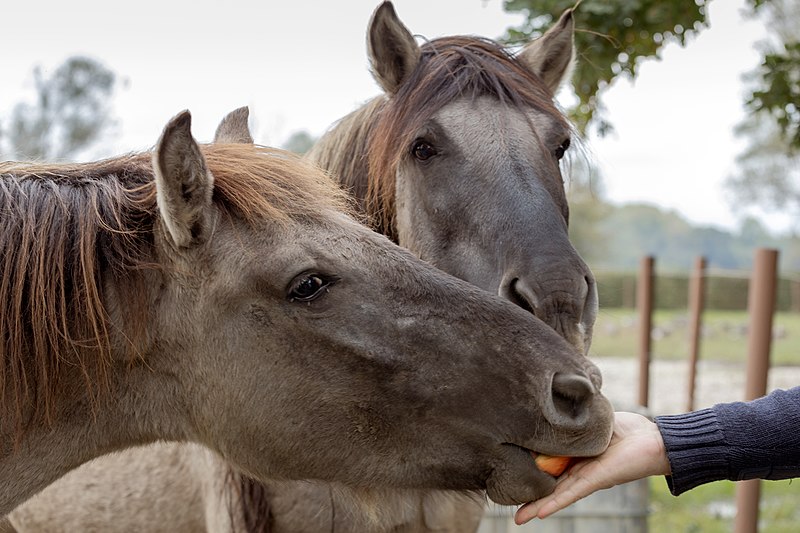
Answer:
365;2;596;353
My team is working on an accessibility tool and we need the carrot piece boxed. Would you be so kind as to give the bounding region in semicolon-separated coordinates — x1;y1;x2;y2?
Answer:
534;453;572;476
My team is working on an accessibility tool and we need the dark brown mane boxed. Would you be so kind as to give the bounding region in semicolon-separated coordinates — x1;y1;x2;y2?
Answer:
367;35;568;240
227;472;272;533
0;144;349;438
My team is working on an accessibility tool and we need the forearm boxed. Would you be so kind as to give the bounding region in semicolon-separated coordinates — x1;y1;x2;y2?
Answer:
655;386;800;495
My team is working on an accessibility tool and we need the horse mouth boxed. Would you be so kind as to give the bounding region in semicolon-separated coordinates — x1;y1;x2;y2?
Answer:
504;444;570;478
483;444;561;505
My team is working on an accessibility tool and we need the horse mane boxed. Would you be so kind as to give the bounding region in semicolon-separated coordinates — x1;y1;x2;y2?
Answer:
0;144;351;439
227;471;272;533
306;97;386;218
362;35;569;240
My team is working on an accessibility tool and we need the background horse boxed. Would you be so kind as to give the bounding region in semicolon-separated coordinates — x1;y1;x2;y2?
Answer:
309;1;594;354
6;1;604;531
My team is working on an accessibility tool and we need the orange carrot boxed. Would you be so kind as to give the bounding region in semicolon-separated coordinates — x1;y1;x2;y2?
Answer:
534;453;572;477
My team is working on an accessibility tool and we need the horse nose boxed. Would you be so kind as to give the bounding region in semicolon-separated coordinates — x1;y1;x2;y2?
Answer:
498;275;591;321
545;372;597;428
498;276;533;315
498;274;597;352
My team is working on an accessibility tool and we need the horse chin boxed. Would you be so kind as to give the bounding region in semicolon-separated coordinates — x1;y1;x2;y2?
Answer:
484;444;558;505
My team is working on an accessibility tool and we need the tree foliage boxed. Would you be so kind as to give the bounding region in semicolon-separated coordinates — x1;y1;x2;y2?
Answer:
2;56;118;161
745;0;800;149
563;153;609;264
726;0;800;223
726;114;800;215
502;0;708;135
581;201;799;273
281;130;316;155
746;42;800;148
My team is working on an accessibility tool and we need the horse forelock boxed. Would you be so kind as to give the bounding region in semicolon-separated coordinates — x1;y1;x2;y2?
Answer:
0;144;350;441
367;35;568;240
205;144;354;226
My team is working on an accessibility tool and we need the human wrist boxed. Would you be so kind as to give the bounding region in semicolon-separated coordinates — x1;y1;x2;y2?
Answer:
648;419;671;476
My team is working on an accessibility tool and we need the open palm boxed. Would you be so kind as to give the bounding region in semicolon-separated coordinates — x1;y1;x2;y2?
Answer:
516;411;671;524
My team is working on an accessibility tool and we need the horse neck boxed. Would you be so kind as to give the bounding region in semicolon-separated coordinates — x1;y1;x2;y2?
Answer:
0;357;190;516
306;96;386;213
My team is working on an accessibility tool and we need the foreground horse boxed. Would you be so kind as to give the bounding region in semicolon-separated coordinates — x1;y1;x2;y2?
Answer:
0;109;615;520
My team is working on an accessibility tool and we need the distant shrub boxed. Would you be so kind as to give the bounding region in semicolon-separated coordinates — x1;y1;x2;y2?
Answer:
595;271;799;311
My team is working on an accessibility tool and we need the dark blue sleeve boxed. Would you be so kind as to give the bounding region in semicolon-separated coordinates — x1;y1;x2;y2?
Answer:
654;386;800;495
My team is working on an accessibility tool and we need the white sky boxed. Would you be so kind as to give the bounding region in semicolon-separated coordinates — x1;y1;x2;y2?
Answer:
1;0;790;234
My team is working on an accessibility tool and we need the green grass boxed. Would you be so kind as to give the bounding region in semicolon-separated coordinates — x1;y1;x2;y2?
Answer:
590;309;800;366
649;477;800;532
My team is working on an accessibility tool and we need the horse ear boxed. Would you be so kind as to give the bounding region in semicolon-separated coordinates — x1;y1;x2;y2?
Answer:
153;110;214;249
214;106;253;144
517;8;575;94
367;1;420;94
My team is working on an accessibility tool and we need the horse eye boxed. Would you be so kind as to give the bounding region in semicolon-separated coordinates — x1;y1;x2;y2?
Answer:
411;140;437;162
555;138;571;160
288;274;329;302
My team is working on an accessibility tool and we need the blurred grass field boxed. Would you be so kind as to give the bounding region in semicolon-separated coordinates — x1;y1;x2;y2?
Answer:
650;477;800;533
590;309;800;366
589;308;800;531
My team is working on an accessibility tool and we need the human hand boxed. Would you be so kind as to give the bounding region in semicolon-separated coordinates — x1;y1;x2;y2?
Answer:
515;411;670;524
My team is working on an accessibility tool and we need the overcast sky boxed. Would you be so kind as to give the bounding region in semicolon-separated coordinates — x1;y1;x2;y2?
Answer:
2;0;789;234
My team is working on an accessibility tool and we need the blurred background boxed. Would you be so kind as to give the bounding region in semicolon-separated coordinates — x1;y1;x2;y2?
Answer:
2;0;799;530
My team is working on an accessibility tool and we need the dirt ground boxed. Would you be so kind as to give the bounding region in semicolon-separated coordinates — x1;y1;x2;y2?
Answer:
592;356;800;415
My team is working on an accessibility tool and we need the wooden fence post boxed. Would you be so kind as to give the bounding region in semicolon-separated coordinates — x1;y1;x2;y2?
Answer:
733;248;779;533
637;256;655;408
791;279;800;312
686;256;706;411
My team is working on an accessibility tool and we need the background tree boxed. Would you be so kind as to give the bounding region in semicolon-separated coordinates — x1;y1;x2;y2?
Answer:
502;0;709;136
1;56;118;161
744;0;800;148
281;130;316;155
590;203;786;271
563;153;610;264
726;0;800;225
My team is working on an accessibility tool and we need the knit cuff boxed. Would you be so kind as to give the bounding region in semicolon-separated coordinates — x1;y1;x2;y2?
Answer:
655;409;729;495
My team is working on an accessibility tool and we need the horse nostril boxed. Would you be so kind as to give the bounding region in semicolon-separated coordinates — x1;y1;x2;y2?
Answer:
550;372;595;421
581;274;597;323
500;277;538;316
